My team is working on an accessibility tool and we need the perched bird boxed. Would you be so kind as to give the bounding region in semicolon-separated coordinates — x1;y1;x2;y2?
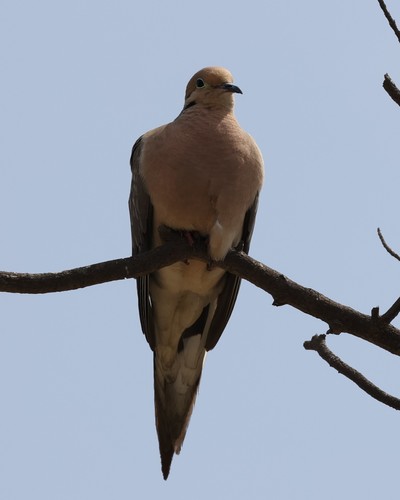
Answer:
129;66;264;479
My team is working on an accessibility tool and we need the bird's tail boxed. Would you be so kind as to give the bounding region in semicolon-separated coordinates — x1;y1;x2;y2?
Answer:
153;335;206;480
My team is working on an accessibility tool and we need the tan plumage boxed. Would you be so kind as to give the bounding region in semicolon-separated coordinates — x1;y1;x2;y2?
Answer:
129;67;264;479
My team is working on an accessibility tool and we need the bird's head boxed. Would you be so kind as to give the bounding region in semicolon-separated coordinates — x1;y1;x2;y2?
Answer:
184;67;242;111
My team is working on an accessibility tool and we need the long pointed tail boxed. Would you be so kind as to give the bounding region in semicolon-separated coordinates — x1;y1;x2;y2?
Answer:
153;337;206;479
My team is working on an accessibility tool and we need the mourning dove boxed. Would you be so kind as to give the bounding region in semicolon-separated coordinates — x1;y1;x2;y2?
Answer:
129;66;264;479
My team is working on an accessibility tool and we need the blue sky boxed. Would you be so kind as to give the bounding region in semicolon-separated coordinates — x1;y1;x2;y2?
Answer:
1;1;400;498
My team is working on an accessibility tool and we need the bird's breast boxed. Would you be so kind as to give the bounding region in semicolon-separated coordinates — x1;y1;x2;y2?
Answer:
140;112;263;243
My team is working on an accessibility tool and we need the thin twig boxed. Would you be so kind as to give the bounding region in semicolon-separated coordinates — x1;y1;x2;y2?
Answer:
377;0;400;44
304;334;400;411
381;297;400;323
377;227;400;261
383;73;400;106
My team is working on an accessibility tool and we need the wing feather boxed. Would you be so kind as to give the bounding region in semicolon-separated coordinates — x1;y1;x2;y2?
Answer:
205;193;260;351
128;136;155;349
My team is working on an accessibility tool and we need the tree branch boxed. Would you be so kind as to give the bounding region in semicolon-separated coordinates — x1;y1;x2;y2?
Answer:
377;0;400;44
377;227;400;261
377;2;400;105
381;297;400;323
304;334;400;411
2;241;400;357
0;242;192;294
383;73;400;106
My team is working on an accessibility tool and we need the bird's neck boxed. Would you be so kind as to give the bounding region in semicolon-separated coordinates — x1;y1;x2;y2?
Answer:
178;101;235;122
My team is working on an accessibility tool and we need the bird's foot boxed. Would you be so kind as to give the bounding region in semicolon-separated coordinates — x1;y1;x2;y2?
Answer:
235;240;245;252
158;225;211;265
158;225;205;246
158;225;180;242
183;231;195;246
206;259;216;271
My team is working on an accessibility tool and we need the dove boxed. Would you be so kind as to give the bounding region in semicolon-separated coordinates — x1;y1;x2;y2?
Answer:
129;66;264;479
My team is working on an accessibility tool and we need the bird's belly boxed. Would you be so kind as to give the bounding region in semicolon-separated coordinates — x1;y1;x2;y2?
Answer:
153;259;225;296
149;261;226;363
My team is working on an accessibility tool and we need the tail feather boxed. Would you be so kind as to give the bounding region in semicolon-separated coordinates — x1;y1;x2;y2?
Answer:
153;337;205;479
154;382;175;480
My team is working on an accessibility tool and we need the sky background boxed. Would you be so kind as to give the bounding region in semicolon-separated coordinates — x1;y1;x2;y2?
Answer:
1;1;400;498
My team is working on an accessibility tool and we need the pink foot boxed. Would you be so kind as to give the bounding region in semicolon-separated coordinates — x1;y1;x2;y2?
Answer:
183;231;195;246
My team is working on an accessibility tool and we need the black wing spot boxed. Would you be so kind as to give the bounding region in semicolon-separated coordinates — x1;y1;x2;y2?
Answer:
178;304;210;352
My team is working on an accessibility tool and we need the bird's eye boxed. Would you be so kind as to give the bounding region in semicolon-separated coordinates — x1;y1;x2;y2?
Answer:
196;78;205;88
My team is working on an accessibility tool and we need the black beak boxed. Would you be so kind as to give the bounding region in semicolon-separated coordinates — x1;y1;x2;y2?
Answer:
220;83;243;94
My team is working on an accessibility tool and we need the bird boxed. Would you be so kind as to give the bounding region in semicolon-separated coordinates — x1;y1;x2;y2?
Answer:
128;66;264;479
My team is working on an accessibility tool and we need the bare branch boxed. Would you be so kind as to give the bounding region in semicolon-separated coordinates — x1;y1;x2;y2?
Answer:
222;251;400;355
2;242;400;357
377;0;400;44
304;334;400;411
381;297;400;323
377;3;400;105
383;73;400;106
377;227;400;261
0;241;193;294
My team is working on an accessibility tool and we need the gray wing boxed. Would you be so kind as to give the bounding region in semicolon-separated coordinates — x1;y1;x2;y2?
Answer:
128;136;155;349
205;193;260;351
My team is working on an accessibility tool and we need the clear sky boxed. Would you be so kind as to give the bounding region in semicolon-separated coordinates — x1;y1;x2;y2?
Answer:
1;1;400;498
